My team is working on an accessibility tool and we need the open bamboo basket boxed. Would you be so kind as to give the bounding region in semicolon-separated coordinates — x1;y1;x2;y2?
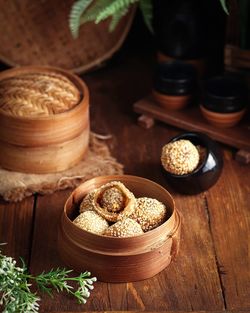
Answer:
0;0;135;73
58;175;181;282
0;66;90;173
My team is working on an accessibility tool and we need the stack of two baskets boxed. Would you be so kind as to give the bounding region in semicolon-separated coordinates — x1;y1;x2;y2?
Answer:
0;66;90;174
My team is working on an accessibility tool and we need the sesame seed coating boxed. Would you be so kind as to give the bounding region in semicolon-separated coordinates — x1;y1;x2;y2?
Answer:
73;211;109;235
161;139;199;175
99;187;125;212
79;190;96;213
130;197;167;232
104;218;144;237
92;181;136;222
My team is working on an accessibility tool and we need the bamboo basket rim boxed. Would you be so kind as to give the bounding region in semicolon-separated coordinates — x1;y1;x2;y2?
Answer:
0;65;89;121
0;7;136;74
61;212;181;257
63;174;179;241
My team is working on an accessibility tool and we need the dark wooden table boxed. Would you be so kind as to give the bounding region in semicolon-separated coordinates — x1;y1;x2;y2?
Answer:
0;50;249;313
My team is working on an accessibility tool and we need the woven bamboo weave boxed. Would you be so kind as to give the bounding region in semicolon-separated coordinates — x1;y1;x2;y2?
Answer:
0;1;135;73
0;72;81;117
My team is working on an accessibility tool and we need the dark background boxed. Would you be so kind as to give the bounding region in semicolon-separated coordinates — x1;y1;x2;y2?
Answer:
111;0;226;78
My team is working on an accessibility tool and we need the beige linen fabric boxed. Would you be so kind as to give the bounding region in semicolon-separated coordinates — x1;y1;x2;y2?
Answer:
0;133;123;202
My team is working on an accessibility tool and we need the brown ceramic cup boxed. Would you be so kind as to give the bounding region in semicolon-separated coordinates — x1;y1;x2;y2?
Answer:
200;105;246;128
152;61;197;110
58;175;181;282
200;76;247;128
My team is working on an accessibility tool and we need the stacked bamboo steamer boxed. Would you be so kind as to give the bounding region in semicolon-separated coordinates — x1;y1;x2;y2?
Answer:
0;66;90;173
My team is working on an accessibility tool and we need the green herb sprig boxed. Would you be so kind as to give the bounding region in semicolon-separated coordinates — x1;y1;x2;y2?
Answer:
69;0;229;38
69;0;153;38
0;245;96;313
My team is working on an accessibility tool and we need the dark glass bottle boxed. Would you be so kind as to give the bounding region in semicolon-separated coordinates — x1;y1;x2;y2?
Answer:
153;0;226;77
154;0;206;59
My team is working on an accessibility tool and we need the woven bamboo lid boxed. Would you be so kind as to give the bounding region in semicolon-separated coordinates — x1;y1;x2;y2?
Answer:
0;72;81;117
0;0;135;73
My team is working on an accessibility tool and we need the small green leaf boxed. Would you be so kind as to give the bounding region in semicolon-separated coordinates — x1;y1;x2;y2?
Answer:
69;0;94;38
139;0;153;33
219;0;229;14
95;0;138;24
80;0;115;23
109;7;129;32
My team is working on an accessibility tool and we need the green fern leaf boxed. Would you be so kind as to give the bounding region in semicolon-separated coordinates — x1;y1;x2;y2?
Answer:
219;0;229;14
109;7;129;31
95;0;139;24
80;0;115;23
69;0;94;38
139;0;153;33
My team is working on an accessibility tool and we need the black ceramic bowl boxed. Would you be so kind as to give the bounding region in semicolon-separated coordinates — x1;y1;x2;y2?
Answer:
153;61;197;96
202;76;247;113
161;132;223;195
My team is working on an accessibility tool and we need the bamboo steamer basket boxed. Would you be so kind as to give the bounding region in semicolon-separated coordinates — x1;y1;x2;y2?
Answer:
0;66;89;173
0;0;135;74
58;175;181;282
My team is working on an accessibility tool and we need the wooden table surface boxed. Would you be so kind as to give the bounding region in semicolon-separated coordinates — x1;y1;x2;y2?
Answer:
0;49;249;313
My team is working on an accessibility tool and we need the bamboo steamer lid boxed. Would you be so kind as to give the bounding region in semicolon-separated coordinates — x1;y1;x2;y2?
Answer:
0;0;135;73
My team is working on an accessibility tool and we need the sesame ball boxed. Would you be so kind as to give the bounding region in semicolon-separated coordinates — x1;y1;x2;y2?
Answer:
99;186;125;212
104;218;144;237
161;139;199;175
79;191;96;213
73;211;109;235
130;197;167;232
92;181;136;222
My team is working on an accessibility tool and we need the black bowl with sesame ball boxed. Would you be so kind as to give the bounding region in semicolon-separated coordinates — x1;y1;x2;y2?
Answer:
161;132;223;194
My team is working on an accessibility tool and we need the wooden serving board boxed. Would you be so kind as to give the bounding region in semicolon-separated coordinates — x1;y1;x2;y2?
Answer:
133;95;250;164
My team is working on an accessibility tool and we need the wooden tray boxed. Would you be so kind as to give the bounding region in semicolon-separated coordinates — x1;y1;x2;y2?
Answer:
133;95;250;164
225;45;250;71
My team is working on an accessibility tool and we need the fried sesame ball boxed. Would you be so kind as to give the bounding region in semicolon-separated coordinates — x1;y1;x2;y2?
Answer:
73;211;109;235
79;191;96;213
104;218;144;237
161;139;199;175
130;197;167;232
92;181;136;222
99;186;125;212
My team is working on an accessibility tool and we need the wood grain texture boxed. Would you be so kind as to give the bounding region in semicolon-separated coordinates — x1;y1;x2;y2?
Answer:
0;196;34;263
225;45;250;71
29;190;111;312
134;96;250;150
126;193;224;311
235;149;250;164
205;159;250;310
30;56;224;310
1;48;250;312
0;131;89;173
51;311;249;313
0;0;135;73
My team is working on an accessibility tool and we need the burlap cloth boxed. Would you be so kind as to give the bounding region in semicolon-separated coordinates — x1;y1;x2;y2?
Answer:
0;133;123;202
